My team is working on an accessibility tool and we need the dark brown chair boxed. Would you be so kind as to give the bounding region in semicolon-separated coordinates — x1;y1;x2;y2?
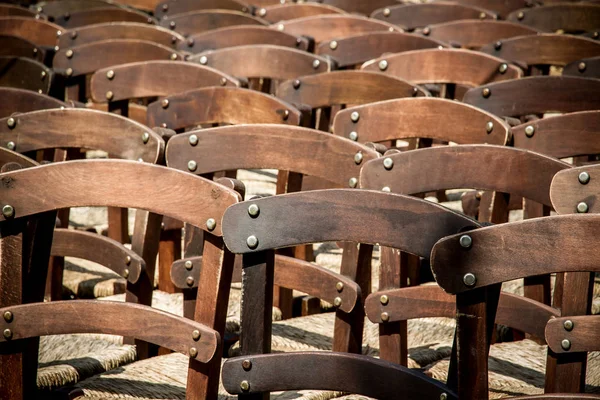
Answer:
0;56;59;96
0;4;39;18
0;16;62;48
256;3;344;23
315;0;405;16
0;35;45;61
564;55;600;78
0;87;68;118
154;0;251;20
507;3;600;33
425;20;539;49
434;0;531;19
160;10;267;37
51;6;155;28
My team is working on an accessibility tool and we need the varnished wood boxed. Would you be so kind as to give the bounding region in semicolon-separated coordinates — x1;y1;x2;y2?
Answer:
564;55;600;78
90;60;239;103
435;0;530;18
0;4;38;18
154;0;250;20
315;0;397;15
546;316;600;354
332;98;509;145
0;148;36;168
550;164;600;215
0;35;44;61
111;0;160;12
361;48;522;87
0;56;53;94
259;3;344;23
463;76;600;117
0;87;67;118
507;4;600;33
52;7;155;28
32;0;118;20
0;16;62;47
160;10;266;36
426;20;538;49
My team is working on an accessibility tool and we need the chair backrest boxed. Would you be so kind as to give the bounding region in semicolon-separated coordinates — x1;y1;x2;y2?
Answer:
507;4;600;33
154;0;251;20
113;0;158;12
316;31;446;68
551;163;600;215
0;34;45;61
0;146;37;167
0;4;38;18
435;0;530;18
462;76;600;117
160;10;267;36
0;56;56;95
0;87;68;118
425;20;538;49
0;16;62;47
257;3;344;23
51;6;155;28
563;55;600;79
32;0;119;21
361;48;522;88
314;0;397;15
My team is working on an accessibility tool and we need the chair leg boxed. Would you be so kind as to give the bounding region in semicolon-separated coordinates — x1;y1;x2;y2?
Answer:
158;229;181;294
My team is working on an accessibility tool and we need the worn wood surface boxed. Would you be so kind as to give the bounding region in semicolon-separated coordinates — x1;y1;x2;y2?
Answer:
546;315;600;354
427;20;538;49
0;16;62;47
0;35;44;61
551;164;600;215
0;87;67;118
259;3;343;23
0;56;53;94
0;4;38;18
564;55;600;78
316;0;395;15
154;0;250;19
58;22;185;48
53;7;155;28
32;0;119;19
507;4;600;33
0;148;36;168
160;10;266;36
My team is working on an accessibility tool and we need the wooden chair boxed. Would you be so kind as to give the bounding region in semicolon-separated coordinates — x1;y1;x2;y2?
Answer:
159;10;267;37
316;31;446;69
50;6;155;28
153;0;251;20
256;3;344;23
0;56;61;97
564;55;600;78
31;0;119;21
507;3;600;33
0;16;62;48
0;159;241;400
312;0;402;16
0;87;68;118
0;4;39;18
371;2;497;32
0;34;45;61
434;0;531;19
425;20;539;50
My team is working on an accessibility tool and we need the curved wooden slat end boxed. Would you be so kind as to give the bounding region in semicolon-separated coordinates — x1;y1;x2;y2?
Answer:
545;315;600;354
221;352;456;400
551;165;600;215
0;301;218;362
0;147;37;168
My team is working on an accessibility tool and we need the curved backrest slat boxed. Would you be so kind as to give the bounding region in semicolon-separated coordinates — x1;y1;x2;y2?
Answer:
0;108;164;162
259;3;344;23
154;0;250;19
437;0;529;18
165;124;379;186
0;159;240;235
222;189;479;255
180;25;309;53
90;60;239;103
53;39;183;77
0;17;62;47
0;301;218;362
53;7;155;28
146;87;302;129
462;76;600;117
546;316;600;354
480;34;600;67
359;145;570;206
0;35;45;61
0;147;37;168
506;4;600;33
371;2;497;30
0;56;53;94
58;22;185;48
512;111;600;159
33;0;118;19
189;45;331;81
332;98;509;145
317;0;397;15
564;55;600;79
160;10;266;36
0;87;67;118
550;164;600;215
431;214;600;294
0;4;38;18
274;15;402;44
276;71;427;109
362;48;522;87
426;20;539;49
316;31;446;68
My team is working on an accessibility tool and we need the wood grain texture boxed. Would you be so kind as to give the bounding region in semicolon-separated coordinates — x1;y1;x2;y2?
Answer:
0;35;44;61
53;39;183;77
0;16;62;47
90;60;238;103
53;7;155;28
0;87;67;118
512;111;600;158
480;34;600;67
259;3;343;23
51;228;144;283
0;159;240;235
146;87;301;130
313;0;393;15
189;45;331;80
361;48;522;87
222;189;478;254
360;145;569;204
371;2;496;30
58;22;185;49
564;55;600;79
0;148;36;168
462;76;600;117
506;4;600;33
332;97;509;145
550;164;600;215
0;56;53;94
431;214;600;294
179;25;309;53
0;301;218;362
166;124;378;186
277;71;427;109
222;352;456;399
154;0;249;19
436;0;529;18
160;10;266;36
274;15;402;44
33;0;119;19
316;31;445;68
427;20;538;49
0;4;38;18
0;108;163;162
546;315;600;354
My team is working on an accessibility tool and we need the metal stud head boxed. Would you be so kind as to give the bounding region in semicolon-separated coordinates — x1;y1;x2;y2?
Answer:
240;380;250;391
494;41;502;50
498;63;508;74
40;70;47;80
578;171;590;185
192;330;201;340
479;11;486;19
185;260;193;270
329;40;338;50
161;99;169;109
142;132;150;144
440;393;448;400
3;311;13;322
561;339;571;351
246;235;259;249
348;177;358;188
382;186;391;192
169;21;176;29
2;205;14;219
206;218;216;231
3;328;12;340
524;125;535;137
378;60;388;71
463;272;477;287
7;117;16;129
577;202;589;213
312;59;321;69
162;4;168;11
422;27;430;35
336;281;344;292
258;8;267;16
383;7;391;17
186;276;195;287
482;87;491;98
349;131;358;141
123;269;129;279
517;11;524;20
106;70;115;80
333;297;342;307
277;23;284;31
578;62;587;72
242;359;252;370
248;204;260;217
354;152;363;165
189;347;198;357
293;79;301;89
125;255;132;265
383;157;394;170
381;312;390;322
189;134;198;146
66;68;73;77
106;91;114;100
282;110;289;121
170;53;178;60
563;319;574;331
486;121;494;133
220;77;228;86
459;234;472;248
187;160;197;171
350;111;360;122
6;141;15;151
380;294;389;305
199;55;208;65
65;49;73;58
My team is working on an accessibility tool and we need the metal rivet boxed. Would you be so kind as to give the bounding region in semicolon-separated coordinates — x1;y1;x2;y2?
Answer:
185;260;193;270
517;11;524;20
577;202;589;213
65;49;73;58
463;272;477;287
38;90;43;94
486;121;494;133
169;21;176;29
240;380;250;391
479;12;486;19
494;41;502;50
186;276;195;287
563;319;574;331
33;48;38;55
412;87;419;96
381;312;389;322
171;36;177;44
383;7;391;17
459;234;472;248
498;63;508;74
199;56;208;65
348;177;358;188
126;256;132;265
242;359;252;370
482;87;491;98
380;295;389;305
56;30;62;37
70;30;77;39
7;117;16;129
106;70;115;80
7;141;16;150
192;330;201;340
247;235;258;249
282;110;290;120
189;134;198;146
382;186;391;192
170;53;178;60
422;27;430;35
440;394;448;400
162;4;168;11
333;297;342;307
206;218;216;231
336;281;344;292
349;131;358;141
354;152;363;165
525;125;535;137
329;40;338;50
578;62;587;72
383;157;394;170
188;160;197;171
293;79;301;89
54;46;60;52
123;269;130;279
2;205;14;219
161;123;167;128
312;59;321;69
189;347;198;357
296;38;302;47
350;111;360;122
161;99;169;109
3;329;12;340
66;68;73;77
561;339;571;351
40;71;47;80
378;60;388;71
106;91;114;100
277;23;284;31
3;311;13;322
142;132;150;144
248;204;260;217
220;77;228;86
258;8;267;16
578;172;590;185
594;32;599;39
187;38;195;47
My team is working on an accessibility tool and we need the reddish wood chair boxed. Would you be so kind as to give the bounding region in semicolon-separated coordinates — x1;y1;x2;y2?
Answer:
310;0;395;15
159;9;267;37
425;20;539;49
435;0;531;18
256;3;344;23
507;3;600;33
0;16;62;56
0;4;39;18
564;55;600;78
154;0;251;20
0;87;68;118
51;6;155;28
